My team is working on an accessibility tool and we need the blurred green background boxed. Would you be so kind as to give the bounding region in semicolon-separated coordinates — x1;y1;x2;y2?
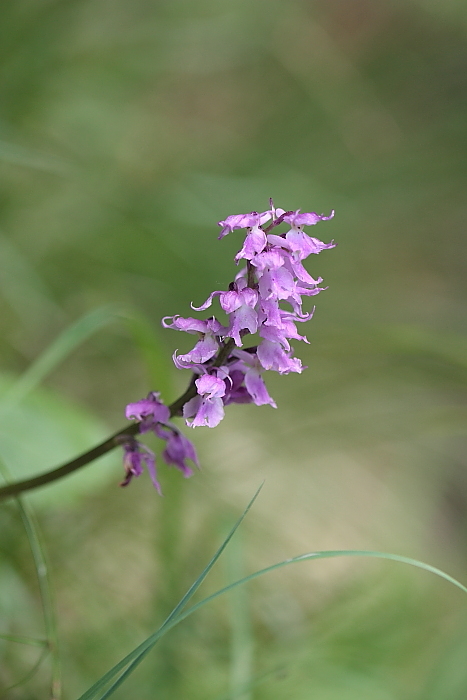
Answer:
1;0;467;697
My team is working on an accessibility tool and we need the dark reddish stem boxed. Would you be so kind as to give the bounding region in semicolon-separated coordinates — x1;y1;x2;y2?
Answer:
0;378;198;501
262;210;293;234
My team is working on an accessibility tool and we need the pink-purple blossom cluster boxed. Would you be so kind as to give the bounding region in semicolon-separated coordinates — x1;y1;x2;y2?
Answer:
121;392;199;491
122;202;335;490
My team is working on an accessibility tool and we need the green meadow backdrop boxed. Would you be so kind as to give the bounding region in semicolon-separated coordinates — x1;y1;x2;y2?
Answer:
1;0;467;697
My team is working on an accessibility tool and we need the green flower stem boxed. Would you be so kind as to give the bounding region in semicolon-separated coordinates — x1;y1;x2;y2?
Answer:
0;338;238;502
0;422;141;501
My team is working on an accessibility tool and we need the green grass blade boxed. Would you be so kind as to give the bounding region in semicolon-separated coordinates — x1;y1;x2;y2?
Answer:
0;139;72;175
16;500;61;699
0;633;47;646
0;643;51;699
78;498;467;700
76;483;264;700
108;550;466;699
0;461;60;698
178;549;467;627
0;306;119;413
212;668;280;700
0;233;64;328
225;530;253;700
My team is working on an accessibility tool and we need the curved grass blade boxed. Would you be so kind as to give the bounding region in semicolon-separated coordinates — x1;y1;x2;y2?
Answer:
179;549;467;627
0;633;47;646
76;483;264;700
96;550;467;699
79;522;467;698
0;306;119;414
0;643;50;698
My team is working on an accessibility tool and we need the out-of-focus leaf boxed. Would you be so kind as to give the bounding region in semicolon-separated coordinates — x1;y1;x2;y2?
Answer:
121;311;173;399
383;324;467;373
0;373;117;508
0;306;120;414
0;139;72;175
0;456;59;695
0;234;64;328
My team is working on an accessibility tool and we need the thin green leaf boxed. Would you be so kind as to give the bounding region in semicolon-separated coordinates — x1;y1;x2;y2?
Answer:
0;306;119;414
0;139;72;175
0;644;50;699
118;548;467;668
179;549;467;626
212;668;280;700
0;633;47;647
0;234;64;328
0;461;60;697
225;531;253;700
120;311;173;398
94;549;467;699
17;499;61;699
76;483;264;700
121;549;467;699
79;495;467;700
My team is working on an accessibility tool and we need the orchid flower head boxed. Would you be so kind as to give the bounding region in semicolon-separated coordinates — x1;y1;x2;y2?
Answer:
122;201;335;492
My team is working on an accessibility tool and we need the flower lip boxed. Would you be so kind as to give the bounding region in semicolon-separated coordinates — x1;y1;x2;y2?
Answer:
217;210;272;239
283;209;335;227
195;374;226;399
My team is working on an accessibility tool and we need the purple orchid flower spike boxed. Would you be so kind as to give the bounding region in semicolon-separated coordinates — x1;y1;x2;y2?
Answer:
121;200;335;492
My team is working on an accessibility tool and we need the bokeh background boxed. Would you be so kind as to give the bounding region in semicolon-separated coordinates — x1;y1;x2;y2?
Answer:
1;0;467;697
